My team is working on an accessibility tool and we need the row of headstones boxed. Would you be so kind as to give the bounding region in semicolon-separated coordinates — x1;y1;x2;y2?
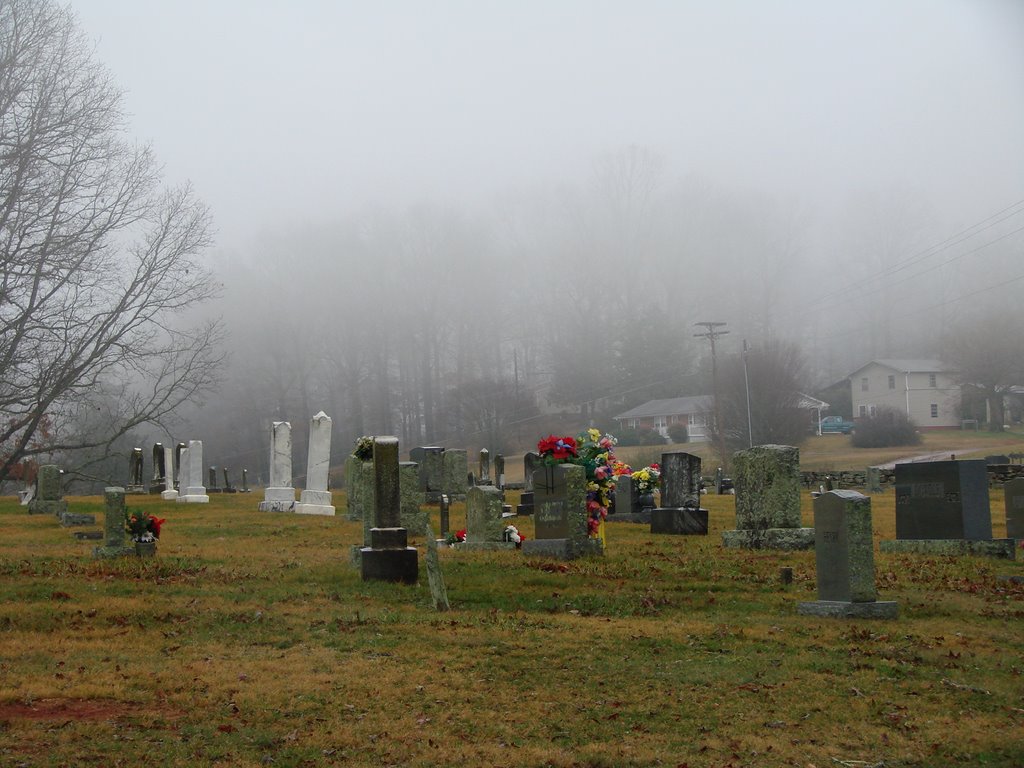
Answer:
722;445;1018;554
259;413;336;515
122;440;215;502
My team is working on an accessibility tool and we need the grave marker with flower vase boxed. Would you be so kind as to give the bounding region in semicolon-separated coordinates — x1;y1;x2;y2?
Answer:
521;430;616;559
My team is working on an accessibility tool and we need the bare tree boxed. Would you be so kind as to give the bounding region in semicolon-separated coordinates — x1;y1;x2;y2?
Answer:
0;0;222;483
944;309;1024;432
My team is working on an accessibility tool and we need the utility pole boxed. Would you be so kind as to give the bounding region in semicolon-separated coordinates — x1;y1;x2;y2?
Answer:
694;322;729;467
742;339;753;448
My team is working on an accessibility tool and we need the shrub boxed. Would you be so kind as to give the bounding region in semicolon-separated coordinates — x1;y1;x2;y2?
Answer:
851;408;922;448
667;423;689;443
615;428;666;447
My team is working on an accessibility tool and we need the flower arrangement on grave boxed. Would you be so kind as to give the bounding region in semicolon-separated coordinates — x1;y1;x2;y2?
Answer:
631;463;661;495
445;528;467;546
503;524;525;548
352;435;374;461
536;428;620;537
126;509;165;543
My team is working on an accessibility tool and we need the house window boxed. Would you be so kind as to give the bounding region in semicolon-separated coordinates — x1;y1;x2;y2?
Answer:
888;375;895;390
929;373;937;388
930;404;938;418
861;377;868;392
654;417;667;431
859;405;867;417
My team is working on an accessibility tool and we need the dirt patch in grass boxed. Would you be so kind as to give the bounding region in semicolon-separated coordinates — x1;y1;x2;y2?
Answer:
0;697;183;722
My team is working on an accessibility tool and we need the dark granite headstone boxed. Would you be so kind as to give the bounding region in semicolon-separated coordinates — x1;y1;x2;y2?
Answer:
894;459;991;540
660;451;701;509
150;443;167;493
532;465;571;540
207;466;222;493
1004;478;1024;539
478;449;491;485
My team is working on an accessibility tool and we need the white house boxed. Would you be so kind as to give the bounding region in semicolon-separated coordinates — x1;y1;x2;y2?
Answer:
848;359;960;428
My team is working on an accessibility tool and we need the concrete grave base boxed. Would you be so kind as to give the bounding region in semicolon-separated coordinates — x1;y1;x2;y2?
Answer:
522;537;602;560
258;501;294;511
93;544;135;559
650;508;708;535
125;485;147;495
59;513;95;527
722;527;816;550
879;538;1015;560
73;530;104;540
259;487;295;511
797;600;899;619
161;489;179;501
27;500;67;516
360;547;418;583
294;503;336;516
458;541;517;552
178;494;210;504
607;510;652;524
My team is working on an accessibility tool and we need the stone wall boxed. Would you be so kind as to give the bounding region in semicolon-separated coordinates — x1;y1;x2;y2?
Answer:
798;465;1024;489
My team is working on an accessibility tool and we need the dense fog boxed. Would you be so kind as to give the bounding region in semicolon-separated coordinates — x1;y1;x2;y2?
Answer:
64;1;1024;479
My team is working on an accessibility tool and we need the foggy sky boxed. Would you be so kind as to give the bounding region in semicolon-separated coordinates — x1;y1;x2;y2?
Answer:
71;0;1024;255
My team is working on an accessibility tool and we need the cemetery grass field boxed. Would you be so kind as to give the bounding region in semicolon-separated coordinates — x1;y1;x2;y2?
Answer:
1;491;1022;768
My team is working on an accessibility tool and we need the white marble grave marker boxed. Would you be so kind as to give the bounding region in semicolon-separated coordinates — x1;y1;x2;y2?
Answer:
295;411;335;516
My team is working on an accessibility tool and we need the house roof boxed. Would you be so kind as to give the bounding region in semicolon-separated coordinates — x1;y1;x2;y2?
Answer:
613;396;713;420
848;359;953;378
797;393;830;409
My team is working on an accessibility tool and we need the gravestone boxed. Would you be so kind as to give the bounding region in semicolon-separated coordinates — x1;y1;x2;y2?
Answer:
126;448;146;494
207;466;222;493
439;493;451;536
521;464;600;559
27;464;67;517
240;468;250;493
441;449;468;499
222;467;237;493
866;466;883;494
177;445;190;496
361;436;418;583
411;446;445;501
93;487;134;558
478;449;491;485
398;461;427;532
1005;478;1024;539
652;451;708;535
881;459;1014;558
494;454;505;490
517;452;540;515
259;421;295;511
722;444;814;550
615;475;638;516
150;443;167;494
295;411;336;515
423;521;451;611
797;490;898;618
461;486;514;550
173;442;187;489
177;440;210;503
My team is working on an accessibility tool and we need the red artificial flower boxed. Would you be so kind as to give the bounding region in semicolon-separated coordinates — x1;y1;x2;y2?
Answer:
455;529;466;542
150;515;166;538
537;435;578;460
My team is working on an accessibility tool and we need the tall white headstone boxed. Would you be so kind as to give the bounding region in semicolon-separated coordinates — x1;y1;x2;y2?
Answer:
161;443;178;500
178;440;209;503
295;411;335;516
174;446;189;503
259;421;296;511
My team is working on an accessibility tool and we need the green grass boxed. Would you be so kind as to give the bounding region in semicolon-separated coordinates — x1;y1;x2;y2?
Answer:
0;490;1021;766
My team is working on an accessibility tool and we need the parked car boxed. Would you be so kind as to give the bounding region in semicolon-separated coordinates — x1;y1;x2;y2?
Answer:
816;415;855;435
